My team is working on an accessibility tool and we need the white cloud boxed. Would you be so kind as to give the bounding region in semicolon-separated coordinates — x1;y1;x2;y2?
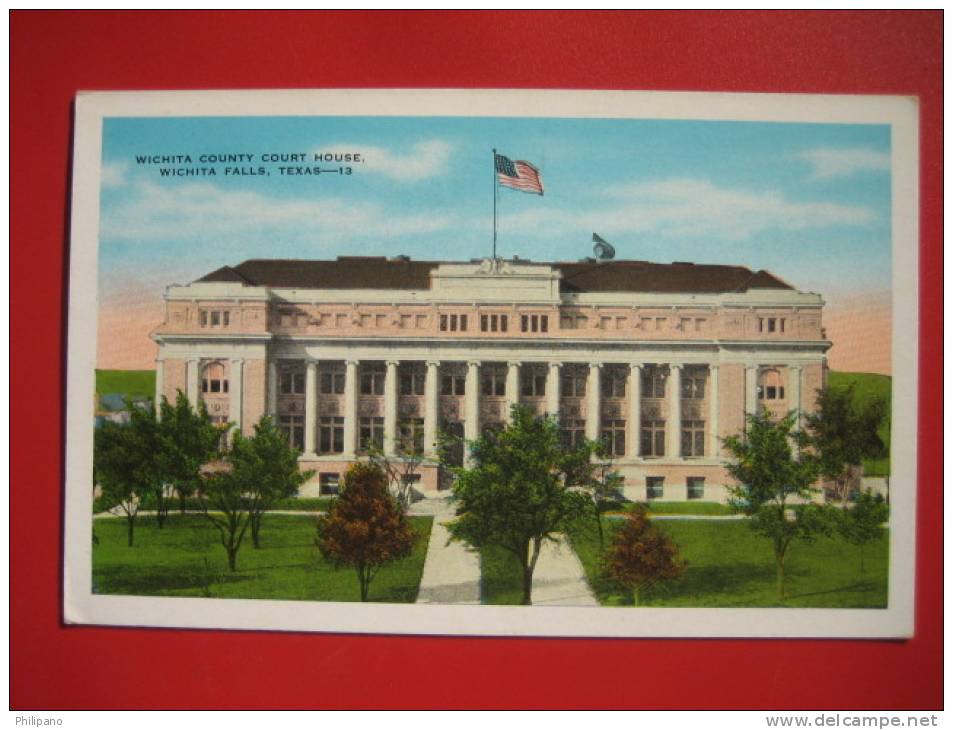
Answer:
100;180;456;243
101;161;127;188
501;177;878;241
315;139;452;182
796;147;890;179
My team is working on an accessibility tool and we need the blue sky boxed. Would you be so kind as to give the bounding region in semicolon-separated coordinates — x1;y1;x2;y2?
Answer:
99;115;891;304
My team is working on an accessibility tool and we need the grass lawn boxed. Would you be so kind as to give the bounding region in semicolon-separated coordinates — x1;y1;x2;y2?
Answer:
96;369;156;405
618;501;734;516
95;495;337;514
569;517;888;608
480;545;527;605
93;513;432;603
827;371;892;477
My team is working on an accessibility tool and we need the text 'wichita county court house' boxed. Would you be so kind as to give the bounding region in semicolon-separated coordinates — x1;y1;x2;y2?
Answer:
151;256;829;501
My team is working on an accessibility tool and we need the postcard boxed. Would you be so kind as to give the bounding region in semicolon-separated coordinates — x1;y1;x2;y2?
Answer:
64;89;918;637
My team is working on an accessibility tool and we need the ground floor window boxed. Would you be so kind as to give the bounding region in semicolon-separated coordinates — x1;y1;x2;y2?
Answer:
319;473;340;496
399;417;425;454
681;419;706;457
646;476;664;500
601;419;626;456
560;418;586;449
641;419;666;457
359;416;384;452
279;414;305;451
687;476;705;500
319;416;344;454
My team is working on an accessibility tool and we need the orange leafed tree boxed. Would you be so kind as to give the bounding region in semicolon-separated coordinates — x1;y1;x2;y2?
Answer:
315;462;417;601
604;506;684;606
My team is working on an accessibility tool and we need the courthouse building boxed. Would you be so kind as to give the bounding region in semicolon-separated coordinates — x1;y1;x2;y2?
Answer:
151;255;829;501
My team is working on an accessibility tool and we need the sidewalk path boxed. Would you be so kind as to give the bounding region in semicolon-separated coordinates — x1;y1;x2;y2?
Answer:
530;534;599;607
412;497;481;605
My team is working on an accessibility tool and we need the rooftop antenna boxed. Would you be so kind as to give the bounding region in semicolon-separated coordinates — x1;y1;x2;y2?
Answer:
592;233;616;261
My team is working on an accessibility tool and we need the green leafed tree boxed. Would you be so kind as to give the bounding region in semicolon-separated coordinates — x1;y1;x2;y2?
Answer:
604;505;684;605
156;391;225;521
723;411;832;600
804;383;887;502
836;490;889;573
445;405;598;605
197;467;251;572
588;450;626;549
315;462;417;601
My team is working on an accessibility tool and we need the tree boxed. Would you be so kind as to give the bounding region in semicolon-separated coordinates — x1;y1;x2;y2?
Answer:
445;405;598;605
604;505;684;605
587;450;626;549
367;442;425;512
804;383;887;503
723;411;831;600
315;462;417;601
93;407;163;547
231;416;313;549
156;391;224;521
836;490;889;573
197;466;251;572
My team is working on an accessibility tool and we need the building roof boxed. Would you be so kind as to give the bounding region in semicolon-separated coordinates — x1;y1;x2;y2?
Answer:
196;257;794;294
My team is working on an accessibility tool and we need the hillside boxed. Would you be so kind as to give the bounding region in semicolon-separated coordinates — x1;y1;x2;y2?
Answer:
95;369;156;409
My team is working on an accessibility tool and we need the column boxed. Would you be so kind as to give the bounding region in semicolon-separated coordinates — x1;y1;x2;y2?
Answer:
383;360;398;456
586;362;602;442
789;364;802;429
667;364;682;459
708;365;720;458
745;365;759;418
267;360;278;417
546;362;561;417
304;359;318;456
464;361;480;466
186;358;199;409
154;360;164;417
505;361;521;422
628;363;642;458
343;359;359;457
424;360;440;457
229;358;244;434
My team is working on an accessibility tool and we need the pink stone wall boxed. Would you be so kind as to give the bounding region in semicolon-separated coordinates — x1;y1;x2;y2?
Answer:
242;358;267;435
162;359;186;404
801;361;826;416
297;458;441;497
719;363;746;445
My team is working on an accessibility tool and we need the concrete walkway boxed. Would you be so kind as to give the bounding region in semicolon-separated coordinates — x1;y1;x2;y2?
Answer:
412;496;481;605
530;534;599;607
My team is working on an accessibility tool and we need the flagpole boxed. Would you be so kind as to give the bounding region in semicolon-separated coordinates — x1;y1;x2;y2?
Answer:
492;148;497;261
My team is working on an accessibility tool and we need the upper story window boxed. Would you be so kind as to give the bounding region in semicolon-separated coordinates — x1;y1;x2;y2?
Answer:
480;314;508;333
360;363;386;395
602;368;627;398
758;368;786;400
320;370;346;395
200;309;230;328
202;362;228;394
520;371;547;397
560;419;586;449
481;368;506;396
441;374;466;396
520;314;549;333
680;368;707;399
758;317;786;334
439;314;468;332
280;370;305;395
560;314;588;330
400;366;426;396
641;366;667;399
560;368;587;397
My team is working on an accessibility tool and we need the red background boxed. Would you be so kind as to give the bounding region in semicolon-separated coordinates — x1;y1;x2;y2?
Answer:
10;11;942;710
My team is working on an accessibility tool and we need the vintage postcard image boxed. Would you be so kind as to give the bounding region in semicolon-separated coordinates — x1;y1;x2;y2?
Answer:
64;89;918;637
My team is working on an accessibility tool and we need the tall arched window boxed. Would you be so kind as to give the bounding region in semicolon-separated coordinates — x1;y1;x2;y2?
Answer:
202;361;229;394
757;368;785;401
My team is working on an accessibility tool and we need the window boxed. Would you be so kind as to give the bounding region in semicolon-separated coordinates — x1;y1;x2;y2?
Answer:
399;418;425;455
359;417;385;452
481;368;506;396
280;370;305;395
757;369;785;400
400;367;426;396
439;314;468;332
200;309;230;328
681;420;706;457
641;367;667;399
360;364;386;395
560;314;588;330
520;371;547;397
202;362;228;394
278;415;305;451
560;419;586;449
680;369;706;399
520;314;549;333
319;417;344;454
758;317;786;334
601;419;627;456
320;370;345;395
640;419;666;457
400;314;413;329
441;374;466;396
480;313;508;333
560;368;587;397
646;476;664;500
415;314;428;328
687;477;705;500
603;369;627;398
319;473;340;496
599;316;612;330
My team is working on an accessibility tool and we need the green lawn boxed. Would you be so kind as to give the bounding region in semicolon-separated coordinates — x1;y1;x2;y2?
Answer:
93;513;433;603
619;501;734;516
568;517;888;608
827;371;892;477
95;495;337;514
96;369;156;406
480;545;528;605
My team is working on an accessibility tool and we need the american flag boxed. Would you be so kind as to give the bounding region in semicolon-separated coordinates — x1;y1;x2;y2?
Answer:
495;153;544;195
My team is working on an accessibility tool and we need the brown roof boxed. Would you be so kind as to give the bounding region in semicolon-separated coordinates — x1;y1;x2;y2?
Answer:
197;257;793;294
